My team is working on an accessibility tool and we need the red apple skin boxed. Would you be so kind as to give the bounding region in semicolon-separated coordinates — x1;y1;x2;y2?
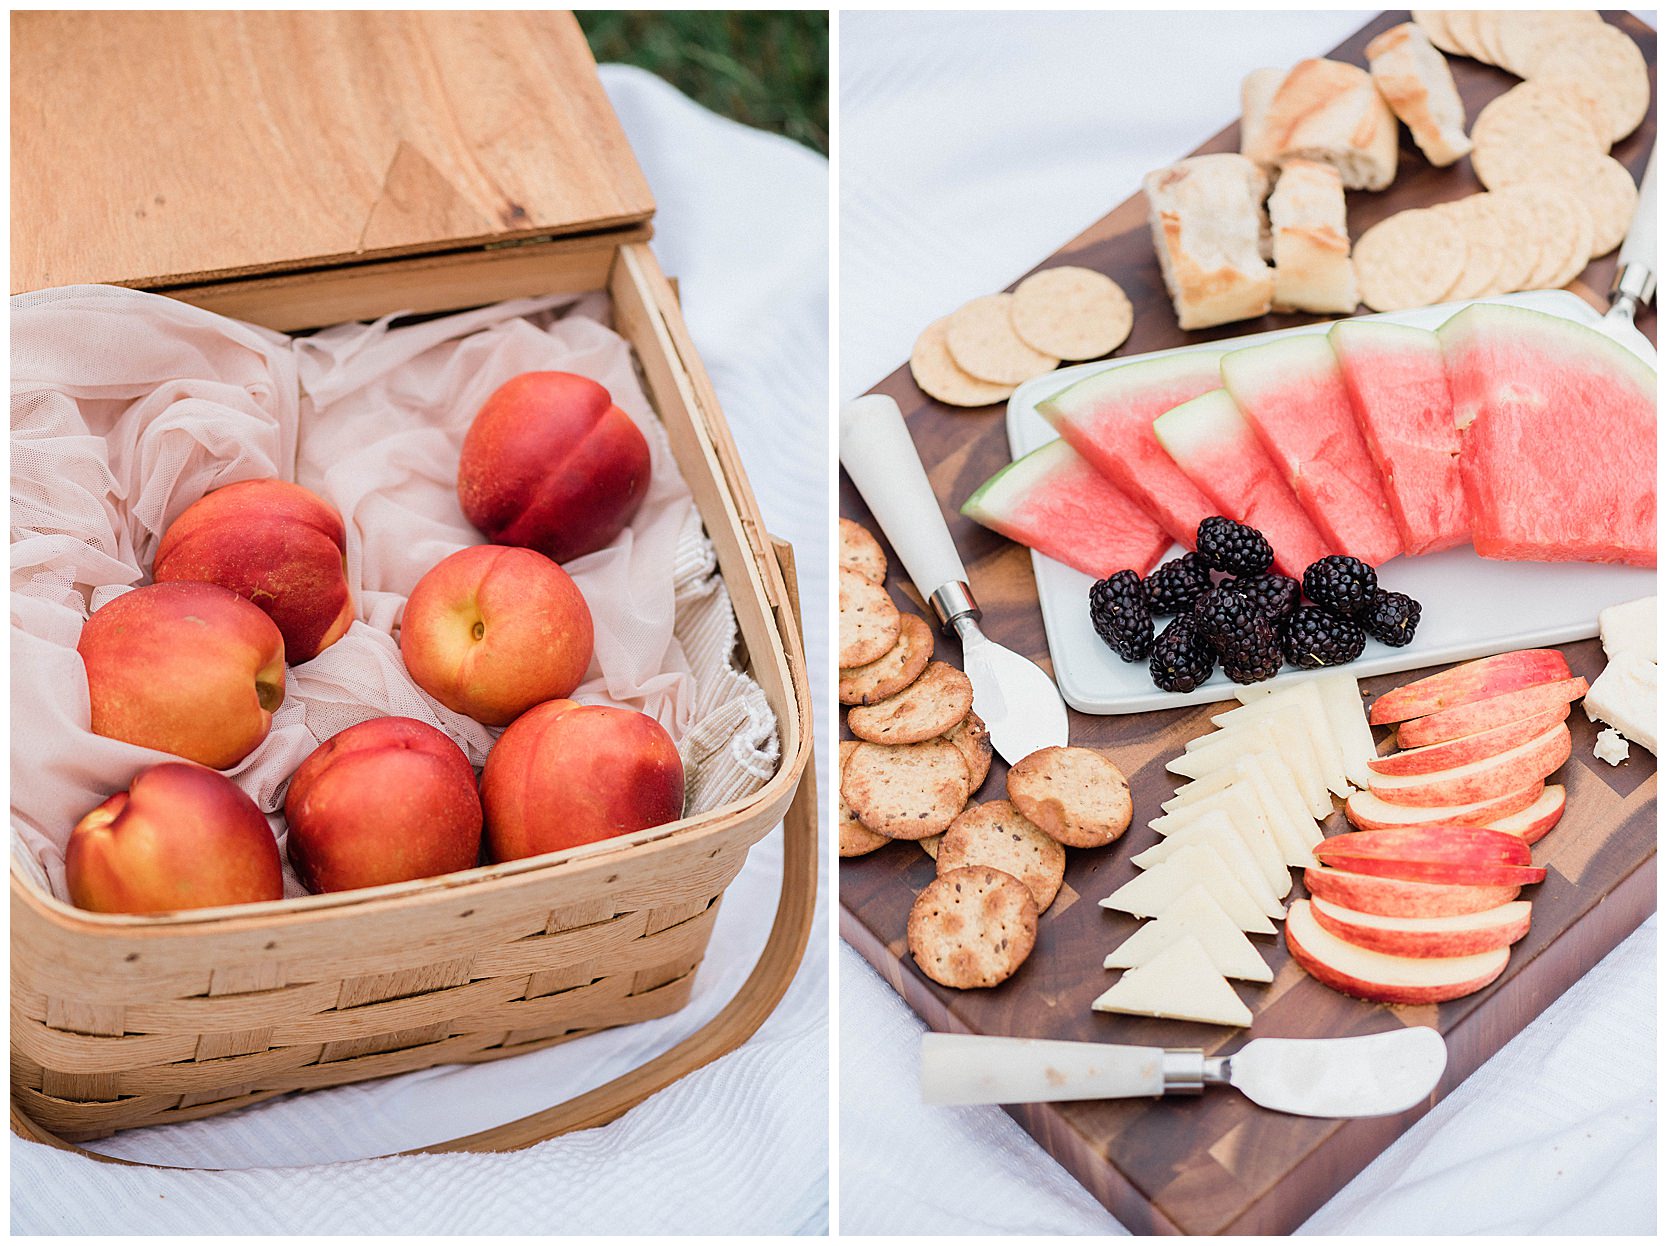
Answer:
1305;867;1521;918
67;763;283;914
457;372;652;565
482;699;685;862
1365;725;1571;807
1345;782;1542;830
1484;785;1566;846
154;478;354;663
1369;707;1569;776
1308;853;1544;887
1397;678;1589;749
284;717;482;893
78;581;286;770
1309;896;1532;958
1369;649;1572;725
400;545;594;726
1316;826;1533;868
1286;901;1510;1004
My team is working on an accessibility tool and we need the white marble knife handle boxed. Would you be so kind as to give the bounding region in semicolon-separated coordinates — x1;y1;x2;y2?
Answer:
921;1033;1188;1105
839;394;968;600
1613;149;1656;311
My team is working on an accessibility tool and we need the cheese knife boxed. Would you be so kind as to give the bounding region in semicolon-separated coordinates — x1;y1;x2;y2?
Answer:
1602;146;1655;363
921;1029;1447;1118
840;393;1068;764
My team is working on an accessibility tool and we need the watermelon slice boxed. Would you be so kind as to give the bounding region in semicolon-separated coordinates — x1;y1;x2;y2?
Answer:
961;438;1171;579
1034;352;1224;546
1152;389;1332;578
1330;320;1468;556
1439;304;1656;567
1220;335;1403;566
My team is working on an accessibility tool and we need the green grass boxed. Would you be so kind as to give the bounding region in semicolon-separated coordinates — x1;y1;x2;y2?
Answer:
579;11;828;155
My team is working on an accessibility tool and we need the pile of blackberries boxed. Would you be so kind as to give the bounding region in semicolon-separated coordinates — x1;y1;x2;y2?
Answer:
1087;517;1422;692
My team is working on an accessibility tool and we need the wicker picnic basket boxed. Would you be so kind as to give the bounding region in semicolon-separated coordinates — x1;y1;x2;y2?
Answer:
11;11;818;1155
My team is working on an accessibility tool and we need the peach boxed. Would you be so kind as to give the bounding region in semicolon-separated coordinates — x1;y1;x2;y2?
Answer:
78;581;286;769
67;762;283;914
457;371;652;564
1369;649;1572;725
1364;724;1571;807
1304;867;1522;919
1286;900;1510;1004
400;545;593;726
154;478;354;663
284;717;482;893
482;699;684;862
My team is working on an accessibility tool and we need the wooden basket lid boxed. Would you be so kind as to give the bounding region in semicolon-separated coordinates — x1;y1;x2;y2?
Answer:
10;10;655;294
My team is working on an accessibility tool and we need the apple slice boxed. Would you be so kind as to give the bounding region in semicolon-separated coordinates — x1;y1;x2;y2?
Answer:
1132;810;1286;917
1304;866;1520;918
1310;834;1546;886
1317;825;1532;866
1345;783;1542;830
1365;724;1570;808
1309;895;1531;958
1099;843;1277;933
1103;885;1273;983
1368;649;1573;725
1093;934;1253;1026
1397;678;1589;749
1369;707;1569;776
1286;900;1510;1003
1482;785;1565;845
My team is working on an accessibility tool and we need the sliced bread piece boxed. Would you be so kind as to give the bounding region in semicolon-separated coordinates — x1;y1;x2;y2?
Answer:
1268;159;1357;313
1241;58;1399;190
1367;22;1474;167
1142;153;1274;330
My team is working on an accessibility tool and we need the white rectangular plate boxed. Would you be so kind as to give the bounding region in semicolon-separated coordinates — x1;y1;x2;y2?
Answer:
1005;291;1657;715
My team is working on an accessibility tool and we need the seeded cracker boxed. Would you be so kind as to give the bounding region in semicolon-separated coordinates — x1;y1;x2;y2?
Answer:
1007;745;1134;849
907;865;1038;989
841;738;971;840
839;565;901;667
839;612;934;705
848;660;974;745
1010;267;1133;362
839;516;886;584
944;293;1060;386
937;800;1067;912
838;740;891;857
943;710;992;792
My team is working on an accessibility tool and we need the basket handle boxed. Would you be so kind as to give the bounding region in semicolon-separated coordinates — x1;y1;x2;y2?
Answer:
11;535;820;1164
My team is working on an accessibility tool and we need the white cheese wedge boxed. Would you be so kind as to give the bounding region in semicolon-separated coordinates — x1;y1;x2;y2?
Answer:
1092;934;1253;1027
1171;707;1331;818
1211;682;1350;798
1310;671;1379;791
1099;843;1276;934
1235;759;1322;869
1129;811;1285;916
1594;728;1630;766
1599;596;1657;664
1150;786;1290;902
1103;885;1273;983
1585;651;1657;754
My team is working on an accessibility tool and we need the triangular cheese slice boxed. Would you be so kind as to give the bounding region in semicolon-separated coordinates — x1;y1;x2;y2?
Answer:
1311;671;1378;790
1092;934;1253;1026
1129;811;1283;917
1103;885;1273;982
1234;760;1321;869
1212;683;1349;799
1151;787;1290;899
1172;706;1331;818
1099;844;1276;934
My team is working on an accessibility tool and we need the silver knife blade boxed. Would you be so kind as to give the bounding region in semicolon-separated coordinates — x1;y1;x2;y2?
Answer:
1226;1029;1447;1118
958;626;1069;763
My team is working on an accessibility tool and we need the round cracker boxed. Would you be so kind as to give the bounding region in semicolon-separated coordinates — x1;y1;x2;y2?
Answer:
1440;9;1487;61
839;517;886;584
842;738;971;840
1497;10;1604;77
1471;81;1607;193
943;710;992;793
1526;21;1650;143
944;293;1060;386
1353;208;1466;312
1436;197;1506;302
1411;10;1462;56
1477;188;1546;295
1466;10;1508;68
839;612;934;706
838;740;891;857
910;316;1016;408
1006;745;1133;849
906;865;1038;989
937;800;1067;913
1010;266;1133;362
1580;156;1641;258
848;660;974;745
839;565;901;667
1513;183;1594;290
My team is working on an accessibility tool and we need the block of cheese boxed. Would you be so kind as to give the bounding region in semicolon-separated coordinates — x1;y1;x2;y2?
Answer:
1150;787;1290;899
1130;810;1286;916
1268;159;1358;314
1241;58;1399;190
1143;153;1274;330
1599;597;1656;664
1212;682;1351;798
1100;843;1276;934
1092;935;1253;1027
1103;885;1274;983
1585;650;1657;754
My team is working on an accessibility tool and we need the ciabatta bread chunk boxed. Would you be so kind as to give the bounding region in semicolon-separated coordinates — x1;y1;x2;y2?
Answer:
1269;160;1358;314
1367;22;1473;167
1241;58;1399;190
1143;153;1274;330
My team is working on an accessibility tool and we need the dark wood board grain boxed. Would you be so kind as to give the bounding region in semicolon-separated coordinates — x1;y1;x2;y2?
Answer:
839;11;1657;1236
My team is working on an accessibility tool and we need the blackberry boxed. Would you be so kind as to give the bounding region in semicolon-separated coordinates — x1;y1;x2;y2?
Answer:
1360;589;1422;648
1143;552;1211;616
1088;570;1154;661
1281;606;1367;669
1224;572;1300;624
1221;617;1283;684
1191;585;1262;655
1302;555;1378;617
1195;516;1274;576
1149;615;1216;692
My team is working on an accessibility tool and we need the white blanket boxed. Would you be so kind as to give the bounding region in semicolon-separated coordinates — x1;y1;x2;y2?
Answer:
838;10;1655;1235
12;64;830;1235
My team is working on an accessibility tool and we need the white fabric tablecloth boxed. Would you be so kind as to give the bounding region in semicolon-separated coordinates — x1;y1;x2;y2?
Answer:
838;11;1655;1235
12;65;830;1236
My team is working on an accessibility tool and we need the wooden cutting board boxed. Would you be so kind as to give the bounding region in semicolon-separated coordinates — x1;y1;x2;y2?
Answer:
838;11;1657;1235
